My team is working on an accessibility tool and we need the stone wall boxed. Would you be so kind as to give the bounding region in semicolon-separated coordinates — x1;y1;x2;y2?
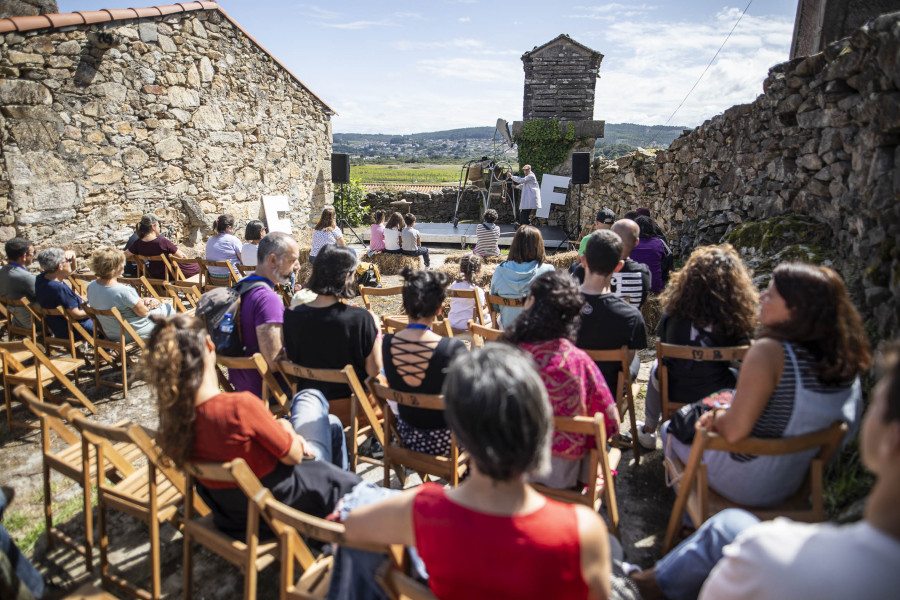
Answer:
0;0;57;19
572;12;900;339
522;35;602;121
0;7;333;257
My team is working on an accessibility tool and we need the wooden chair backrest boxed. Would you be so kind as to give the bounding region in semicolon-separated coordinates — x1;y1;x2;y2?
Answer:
359;285;403;312
32;305;79;356
380;569;438;600
82;305;147;350
583;346;639;462
236;264;256;277
133;254;175;282
382;316;453;338
216;353;288;415
447;287;487;327
467;319;502;347
484;293;525;326
184;458;276;538
366;379;446;411
657;341;750;419
12;337;95;413
163;281;202;312
68;273;97;296
16;384;79;447
1;296;39;341
169;257;204;286
200;260;240;289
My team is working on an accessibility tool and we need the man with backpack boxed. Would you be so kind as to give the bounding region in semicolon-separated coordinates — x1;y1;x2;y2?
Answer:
225;232;299;397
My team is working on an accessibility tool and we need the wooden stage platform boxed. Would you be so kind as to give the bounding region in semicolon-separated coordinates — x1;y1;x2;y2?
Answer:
358;222;569;249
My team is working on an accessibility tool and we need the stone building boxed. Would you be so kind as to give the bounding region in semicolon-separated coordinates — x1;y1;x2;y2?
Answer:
0;1;335;256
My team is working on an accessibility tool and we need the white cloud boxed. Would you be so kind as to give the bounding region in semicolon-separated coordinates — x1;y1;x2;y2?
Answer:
417;57;520;82
294;4;340;20
570;3;656;20
459;17;471;22
324;19;398;30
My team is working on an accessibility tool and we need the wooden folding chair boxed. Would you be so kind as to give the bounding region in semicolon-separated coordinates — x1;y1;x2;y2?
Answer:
182;460;280;600
32;305;88;362
359;285;403;312
366;377;468;488
163;281;202;313
0;300;8;341
662;422;847;553
68;273;98;296
467;319;502;347
485;293;525;327
71;416;200;600
531;414;620;536
2;338;96;426
657;342;750;421
237;264;256;277
16;386;142;571
263;491;401;600
132;254;176;296
169;257;205;286
446;287;488;330
584;347;641;464
378;564;438;600
277;360;393;476
0;297;39;343
82;305;146;398
200;259;240;291
216;353;289;416
382;315;454;338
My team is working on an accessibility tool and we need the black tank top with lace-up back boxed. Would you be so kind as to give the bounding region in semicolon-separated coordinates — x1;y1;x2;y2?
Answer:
383;334;466;430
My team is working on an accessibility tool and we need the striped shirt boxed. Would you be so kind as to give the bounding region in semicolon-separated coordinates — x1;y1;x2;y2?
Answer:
474;223;501;257
610;259;650;308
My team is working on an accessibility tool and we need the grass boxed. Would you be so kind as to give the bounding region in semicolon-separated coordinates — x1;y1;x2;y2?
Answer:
351;163;461;185
824;439;874;519
7;483;97;555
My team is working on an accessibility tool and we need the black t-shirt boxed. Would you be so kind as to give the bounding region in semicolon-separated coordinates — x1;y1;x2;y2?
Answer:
611;259;651;308
576;293;648;390
283;302;377;400
658;313;750;403
383;334;466;429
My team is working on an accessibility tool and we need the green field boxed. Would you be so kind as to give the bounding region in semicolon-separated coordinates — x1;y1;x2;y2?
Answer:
351;163;461;185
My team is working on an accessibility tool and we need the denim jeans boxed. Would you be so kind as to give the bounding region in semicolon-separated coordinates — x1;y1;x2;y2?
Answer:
400;247;430;267
654;508;760;600
0;489;44;599
289;389;349;471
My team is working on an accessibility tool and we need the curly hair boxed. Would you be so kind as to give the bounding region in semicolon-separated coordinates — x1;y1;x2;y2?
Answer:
762;262;871;384
140;313;208;468
501;271;584;345
659;244;758;341
400;266;450;320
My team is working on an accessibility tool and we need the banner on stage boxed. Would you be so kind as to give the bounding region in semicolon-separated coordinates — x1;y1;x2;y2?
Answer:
263;196;292;234
537;175;571;218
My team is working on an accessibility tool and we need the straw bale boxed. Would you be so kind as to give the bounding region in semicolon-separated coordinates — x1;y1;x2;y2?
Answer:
546;250;579;271
641;294;662;334
443;253;505;266
435;262;496;289
369;252;423;275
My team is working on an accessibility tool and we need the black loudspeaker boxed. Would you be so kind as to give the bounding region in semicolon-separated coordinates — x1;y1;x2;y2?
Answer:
571;152;591;184
331;153;350;184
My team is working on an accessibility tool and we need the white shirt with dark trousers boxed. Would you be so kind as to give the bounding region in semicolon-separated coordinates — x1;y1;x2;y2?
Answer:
575;293;647;389
699;519;900;600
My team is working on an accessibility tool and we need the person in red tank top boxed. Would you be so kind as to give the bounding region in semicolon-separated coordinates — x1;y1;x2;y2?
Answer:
344;345;613;600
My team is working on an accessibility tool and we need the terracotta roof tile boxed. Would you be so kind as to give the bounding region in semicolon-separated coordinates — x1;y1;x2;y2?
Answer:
0;1;336;114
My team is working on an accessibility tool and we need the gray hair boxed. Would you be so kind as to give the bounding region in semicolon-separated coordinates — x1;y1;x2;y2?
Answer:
37;247;66;272
442;344;552;480
257;231;295;264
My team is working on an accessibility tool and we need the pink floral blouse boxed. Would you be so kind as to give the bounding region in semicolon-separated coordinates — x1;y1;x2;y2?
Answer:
519;338;620;459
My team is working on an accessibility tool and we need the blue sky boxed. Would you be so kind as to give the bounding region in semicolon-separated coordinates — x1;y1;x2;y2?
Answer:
59;1;799;133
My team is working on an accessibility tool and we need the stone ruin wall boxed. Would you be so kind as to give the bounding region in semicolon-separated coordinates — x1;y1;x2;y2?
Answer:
571;12;900;339
523;38;601;121
0;8;333;257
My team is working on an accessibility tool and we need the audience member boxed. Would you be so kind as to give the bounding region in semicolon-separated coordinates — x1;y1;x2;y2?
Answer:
383;268;466;455
368;210;386;254
283;245;382;403
579;208;616;257
86;247;174;341
489;225;554;328
144;314;359;539
502;271;619;489
344;344;613;600
382;212;404;255
400;213;430;267
610;219;651;308
35;248;94;340
630;340;900;600
637;245;757;450
629;216;670;293
240;219;266;267
228;232;299;399
0;237;37;328
662;262;870;507
447;254;491;330
310;207;349;262
0;486;44;599
473;208;501;257
575;230;647;399
205;214;243;277
126;214;200;279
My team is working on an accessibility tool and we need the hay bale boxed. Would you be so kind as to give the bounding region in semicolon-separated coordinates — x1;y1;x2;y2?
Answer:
443;253;505;266
641;294;662;334
295;262;313;286
435;262;496;288
546;250;579;271
298;247;311;263
370;252;423;275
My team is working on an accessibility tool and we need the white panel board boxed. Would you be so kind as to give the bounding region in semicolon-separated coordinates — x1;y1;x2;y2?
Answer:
263;195;292;234
536;175;571;218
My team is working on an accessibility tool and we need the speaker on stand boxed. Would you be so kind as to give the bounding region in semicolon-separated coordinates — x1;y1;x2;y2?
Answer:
554;152;591;254
330;153;365;247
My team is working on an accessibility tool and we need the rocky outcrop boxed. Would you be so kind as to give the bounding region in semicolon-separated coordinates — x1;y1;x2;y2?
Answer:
0;7;333;255
573;12;900;339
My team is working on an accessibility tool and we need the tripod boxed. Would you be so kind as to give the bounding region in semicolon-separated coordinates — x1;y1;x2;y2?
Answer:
553;182;584;254
336;183;366;248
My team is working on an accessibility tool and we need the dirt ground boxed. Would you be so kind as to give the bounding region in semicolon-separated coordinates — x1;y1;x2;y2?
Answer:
1;243;671;598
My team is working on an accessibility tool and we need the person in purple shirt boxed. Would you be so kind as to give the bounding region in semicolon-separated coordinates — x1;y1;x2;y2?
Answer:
629;215;670;293
228;232;298;399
